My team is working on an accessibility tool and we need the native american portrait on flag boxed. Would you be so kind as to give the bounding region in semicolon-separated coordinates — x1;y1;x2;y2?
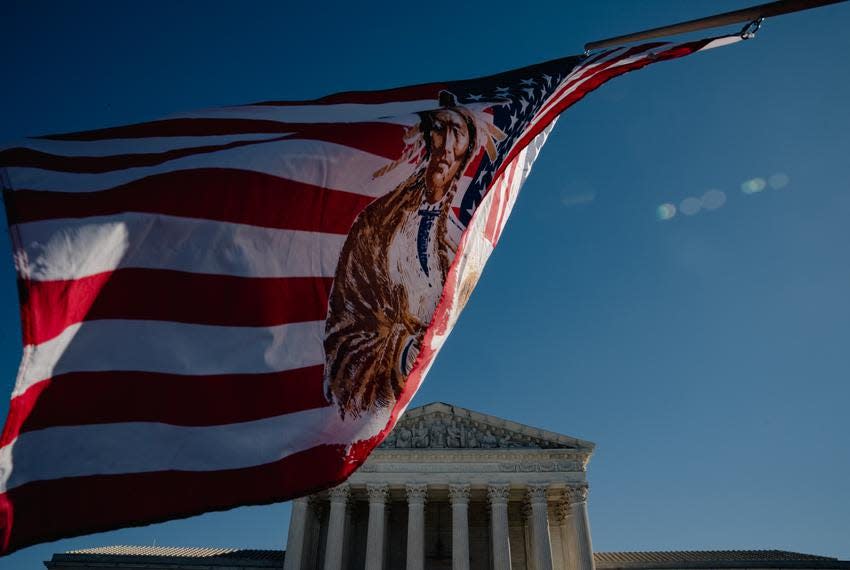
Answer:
324;91;506;419
0;35;741;554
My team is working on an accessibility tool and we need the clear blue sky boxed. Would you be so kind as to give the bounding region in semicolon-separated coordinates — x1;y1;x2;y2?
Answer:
1;1;849;568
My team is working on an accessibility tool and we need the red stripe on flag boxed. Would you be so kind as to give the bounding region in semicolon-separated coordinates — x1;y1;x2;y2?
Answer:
534;43;667;120
0;136;289;173
483;175;505;245
483;158;519;246
0;366;327;446
39;118;304;142
23;270;333;345
494;158;520;245
463;149;485;178
6;123;406;169
294;122;406;159
0;442;356;555
8;168;375;233
34;118;408;144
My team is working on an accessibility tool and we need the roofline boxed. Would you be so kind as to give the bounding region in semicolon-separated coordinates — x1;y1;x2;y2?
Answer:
404;402;596;452
46;552;283;568
595;562;850;570
48;548;850;570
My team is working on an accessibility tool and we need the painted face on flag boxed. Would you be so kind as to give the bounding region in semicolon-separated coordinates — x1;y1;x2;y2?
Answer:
424;109;472;202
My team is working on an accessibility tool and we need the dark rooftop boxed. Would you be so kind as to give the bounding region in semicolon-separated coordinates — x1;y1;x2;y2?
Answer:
47;546;285;568
596;551;838;563
594;550;850;570
48;546;850;569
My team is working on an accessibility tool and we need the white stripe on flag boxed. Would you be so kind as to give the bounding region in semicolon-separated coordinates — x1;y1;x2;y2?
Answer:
0;404;390;493
529;50;649;131
701;36;742;50
16;319;325;394
16;214;345;281
6;133;291;157
5;137;406;197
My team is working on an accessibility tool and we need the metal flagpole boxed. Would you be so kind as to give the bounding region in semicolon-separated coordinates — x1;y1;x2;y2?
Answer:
584;0;848;52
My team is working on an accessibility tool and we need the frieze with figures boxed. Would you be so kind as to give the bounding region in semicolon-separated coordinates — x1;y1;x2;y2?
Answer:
379;411;575;450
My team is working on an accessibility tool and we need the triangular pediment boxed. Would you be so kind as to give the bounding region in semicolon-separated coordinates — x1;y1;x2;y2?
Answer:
378;402;595;451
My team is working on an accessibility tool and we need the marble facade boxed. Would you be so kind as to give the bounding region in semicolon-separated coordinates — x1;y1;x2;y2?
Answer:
283;402;596;570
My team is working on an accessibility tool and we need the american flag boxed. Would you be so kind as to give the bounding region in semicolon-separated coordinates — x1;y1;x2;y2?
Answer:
0;35;739;554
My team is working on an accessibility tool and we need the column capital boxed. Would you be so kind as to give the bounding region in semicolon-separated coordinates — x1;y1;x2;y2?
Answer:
555;499;572;522
526;483;550;505
292;495;310;506
405;483;428;504
366;483;389;504
449;483;471;505
311;498;328;519
487;483;511;505
566;483;589;504
327;483;351;504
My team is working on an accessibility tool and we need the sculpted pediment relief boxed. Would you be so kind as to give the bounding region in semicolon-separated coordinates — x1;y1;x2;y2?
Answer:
378;402;594;451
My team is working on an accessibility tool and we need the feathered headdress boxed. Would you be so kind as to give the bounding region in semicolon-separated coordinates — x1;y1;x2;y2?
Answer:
438;90;507;163
372;90;507;179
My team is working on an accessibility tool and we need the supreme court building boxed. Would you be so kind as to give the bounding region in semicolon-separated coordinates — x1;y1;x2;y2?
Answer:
46;403;850;570
283;402;595;570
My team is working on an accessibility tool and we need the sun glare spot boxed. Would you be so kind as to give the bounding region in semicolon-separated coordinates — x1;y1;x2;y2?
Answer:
657;203;676;220
701;189;726;210
560;191;596;207
680;197;702;216
741;177;766;194
768;172;790;189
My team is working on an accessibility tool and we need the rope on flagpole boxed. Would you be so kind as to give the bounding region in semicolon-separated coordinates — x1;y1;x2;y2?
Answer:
584;0;848;52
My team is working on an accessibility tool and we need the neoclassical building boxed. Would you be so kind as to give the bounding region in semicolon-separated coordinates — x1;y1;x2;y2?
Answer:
284;402;595;570
44;402;850;570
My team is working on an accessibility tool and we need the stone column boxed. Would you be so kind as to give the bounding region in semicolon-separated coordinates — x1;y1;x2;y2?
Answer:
283;496;310;570
566;485;594;570
342;503;353;570
556;497;576;570
365;484;389;570
323;484;350;570
527;484;554;570
487;484;512;570
306;499;326;570
449;483;471;570
522;502;535;570
406;484;428;570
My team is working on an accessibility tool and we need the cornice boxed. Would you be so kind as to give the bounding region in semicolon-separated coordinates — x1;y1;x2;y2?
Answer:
385;402;596;453
369;447;591;466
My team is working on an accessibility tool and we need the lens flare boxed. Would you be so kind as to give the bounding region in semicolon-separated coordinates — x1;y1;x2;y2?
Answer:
702;189;726;210
657;203;676;220
741;177;766;194
768;172;790;189
680;197;702;216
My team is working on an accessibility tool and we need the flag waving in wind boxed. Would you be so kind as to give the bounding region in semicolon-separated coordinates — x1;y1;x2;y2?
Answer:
0;34;741;554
